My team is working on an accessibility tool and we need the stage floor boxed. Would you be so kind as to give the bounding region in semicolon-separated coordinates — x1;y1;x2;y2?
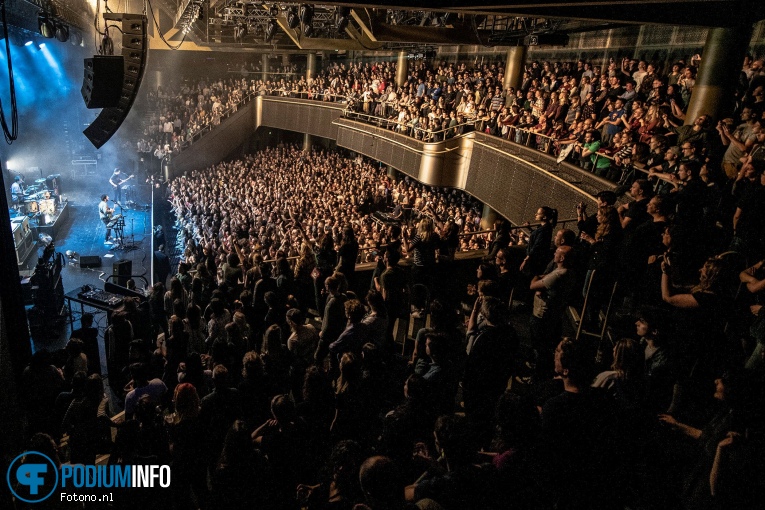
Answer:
21;182;155;354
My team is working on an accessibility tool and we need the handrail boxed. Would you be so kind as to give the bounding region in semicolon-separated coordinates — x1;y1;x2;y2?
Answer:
227;70;304;77
342;109;476;140
175;88;350;153
351;218;578;263
260;88;350;103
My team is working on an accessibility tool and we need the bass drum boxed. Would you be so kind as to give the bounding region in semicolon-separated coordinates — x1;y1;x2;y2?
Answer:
25;199;39;213
39;199;56;215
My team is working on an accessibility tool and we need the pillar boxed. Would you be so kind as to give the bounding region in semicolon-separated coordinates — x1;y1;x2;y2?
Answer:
387;166;399;180
0;168;31;383
503;45;527;92
306;52;317;84
261;53;269;82
303;133;313;152
396;50;408;88
480;203;498;230
684;25;754;125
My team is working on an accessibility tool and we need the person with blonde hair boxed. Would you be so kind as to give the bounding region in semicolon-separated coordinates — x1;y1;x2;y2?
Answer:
404;217;440;286
592;338;645;403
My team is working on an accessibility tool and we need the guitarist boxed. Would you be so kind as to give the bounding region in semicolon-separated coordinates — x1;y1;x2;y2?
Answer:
109;168;133;203
99;194;115;244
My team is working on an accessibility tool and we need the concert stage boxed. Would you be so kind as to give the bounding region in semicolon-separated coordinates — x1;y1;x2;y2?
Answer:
17;182;154;355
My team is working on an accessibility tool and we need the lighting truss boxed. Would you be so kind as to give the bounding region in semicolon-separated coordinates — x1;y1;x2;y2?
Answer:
208;2;344;40
179;0;205;35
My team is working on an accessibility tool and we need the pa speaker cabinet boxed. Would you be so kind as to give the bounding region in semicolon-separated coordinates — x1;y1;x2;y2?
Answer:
83;13;148;149
113;260;133;286
80;255;102;268
81;56;125;109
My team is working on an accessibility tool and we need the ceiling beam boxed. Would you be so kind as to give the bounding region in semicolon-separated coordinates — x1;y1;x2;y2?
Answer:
320;1;765;28
275;15;374;50
351;9;492;44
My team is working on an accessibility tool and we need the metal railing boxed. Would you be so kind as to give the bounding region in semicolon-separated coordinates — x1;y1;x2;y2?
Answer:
172;88;350;153
342;109;476;142
352;217;578;264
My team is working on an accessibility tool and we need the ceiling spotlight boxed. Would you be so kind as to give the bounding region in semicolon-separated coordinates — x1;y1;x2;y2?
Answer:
25;40;34;47
299;4;313;26
336;7;350;31
264;19;277;42
269;5;279;17
287;7;299;29
70;31;83;46
439;13;455;27
303;23;313;37
38;12;55;38
55;24;69;43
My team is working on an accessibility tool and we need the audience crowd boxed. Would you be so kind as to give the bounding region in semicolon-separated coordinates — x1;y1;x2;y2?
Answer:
136;53;765;191
13;53;765;510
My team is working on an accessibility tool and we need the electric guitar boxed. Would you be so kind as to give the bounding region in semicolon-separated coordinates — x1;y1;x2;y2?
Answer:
111;174;135;189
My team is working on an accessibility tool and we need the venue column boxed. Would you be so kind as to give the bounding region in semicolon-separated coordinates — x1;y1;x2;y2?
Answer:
480;203;498;230
303;133;313;152
307;52;317;84
261;54;269;82
503;45;527;92
684;25;753;124
396;50;407;88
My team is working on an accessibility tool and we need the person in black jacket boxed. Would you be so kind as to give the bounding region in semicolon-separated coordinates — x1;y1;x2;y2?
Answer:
521;206;558;277
463;296;518;439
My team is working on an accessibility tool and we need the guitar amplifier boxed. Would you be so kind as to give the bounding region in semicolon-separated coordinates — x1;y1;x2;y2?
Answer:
113;260;132;286
80;255;102;268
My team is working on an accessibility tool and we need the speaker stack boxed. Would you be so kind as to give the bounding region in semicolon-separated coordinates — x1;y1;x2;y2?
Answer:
82;13;148;149
113;260;133;286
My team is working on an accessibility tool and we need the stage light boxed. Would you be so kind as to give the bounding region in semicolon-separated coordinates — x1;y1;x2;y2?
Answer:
336;7;350;32
39;13;55;38
265;19;277;42
299;4;314;36
436;13;455;27
39;43;45;49
287;7;299;29
25;40;33;46
70;30;83;46
269;4;279;17
55;24;69;43
299;4;313;25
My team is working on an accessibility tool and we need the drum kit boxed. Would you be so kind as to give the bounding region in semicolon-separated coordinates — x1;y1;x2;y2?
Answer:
21;174;62;224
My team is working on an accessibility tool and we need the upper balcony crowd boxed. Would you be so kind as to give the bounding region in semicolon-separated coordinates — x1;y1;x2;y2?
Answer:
135;53;765;188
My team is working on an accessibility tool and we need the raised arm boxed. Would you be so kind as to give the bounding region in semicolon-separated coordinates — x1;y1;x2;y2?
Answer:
661;260;700;308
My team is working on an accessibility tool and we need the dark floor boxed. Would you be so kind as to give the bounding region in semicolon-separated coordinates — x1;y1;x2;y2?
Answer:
17;179;156;390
